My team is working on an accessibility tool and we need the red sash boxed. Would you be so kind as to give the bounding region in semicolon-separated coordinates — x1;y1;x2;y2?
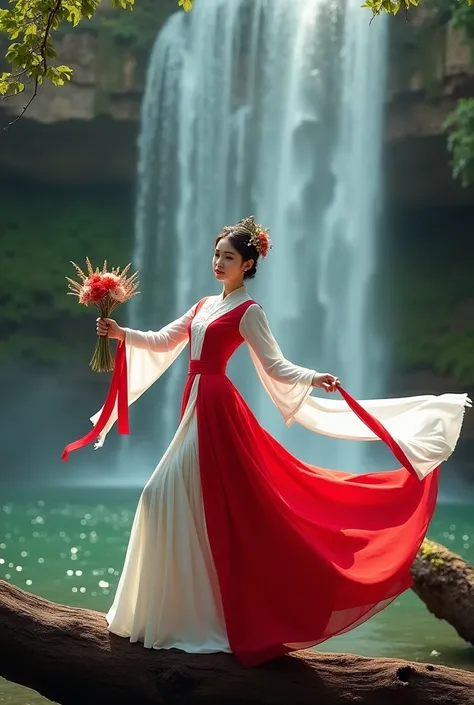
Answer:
61;341;129;461
337;384;416;476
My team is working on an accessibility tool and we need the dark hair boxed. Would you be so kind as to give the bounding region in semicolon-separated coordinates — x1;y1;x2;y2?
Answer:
215;230;259;280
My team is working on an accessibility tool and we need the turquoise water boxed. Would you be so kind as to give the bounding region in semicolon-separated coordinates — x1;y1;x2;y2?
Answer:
0;486;473;704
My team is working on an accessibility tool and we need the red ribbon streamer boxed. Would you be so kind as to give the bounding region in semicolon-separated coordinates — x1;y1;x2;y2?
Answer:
336;384;416;476
61;341;129;462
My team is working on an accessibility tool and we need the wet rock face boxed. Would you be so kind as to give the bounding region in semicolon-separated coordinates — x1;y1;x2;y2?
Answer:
385;17;474;207
1;6;474;203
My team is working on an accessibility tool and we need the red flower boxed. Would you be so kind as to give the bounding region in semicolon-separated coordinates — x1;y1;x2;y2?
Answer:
89;281;109;302
257;231;270;258
102;274;120;292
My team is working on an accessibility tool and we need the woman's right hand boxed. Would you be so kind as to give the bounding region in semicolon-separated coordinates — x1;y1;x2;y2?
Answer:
96;317;125;341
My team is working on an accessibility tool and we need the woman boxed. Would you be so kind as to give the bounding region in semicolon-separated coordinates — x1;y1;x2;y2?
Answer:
85;216;469;668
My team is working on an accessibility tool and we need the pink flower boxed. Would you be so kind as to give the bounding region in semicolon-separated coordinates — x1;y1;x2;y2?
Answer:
79;286;92;305
109;283;127;303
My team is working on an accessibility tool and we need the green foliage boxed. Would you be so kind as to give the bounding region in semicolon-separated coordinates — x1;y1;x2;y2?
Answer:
384;0;474;188
419;539;446;566
418;0;474;187
2;0;474;104
397;268;474;383
441;1;474;188
427;0;474;39
450;2;474;38
444;98;474;187
378;221;474;385
0;182;133;367
87;0;178;55
0;0;106;97
362;0;421;16
0;0;191;100
364;0;474;15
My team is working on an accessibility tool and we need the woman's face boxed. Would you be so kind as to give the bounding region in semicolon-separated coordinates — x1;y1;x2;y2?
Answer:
213;236;253;283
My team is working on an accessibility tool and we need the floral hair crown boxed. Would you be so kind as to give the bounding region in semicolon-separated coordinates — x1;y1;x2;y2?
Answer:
221;216;273;258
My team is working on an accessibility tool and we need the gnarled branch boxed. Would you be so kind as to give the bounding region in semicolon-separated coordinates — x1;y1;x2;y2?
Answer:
1;577;473;705
411;538;474;645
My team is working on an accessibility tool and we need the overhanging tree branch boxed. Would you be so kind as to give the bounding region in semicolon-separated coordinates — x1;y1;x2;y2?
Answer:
0;0;192;130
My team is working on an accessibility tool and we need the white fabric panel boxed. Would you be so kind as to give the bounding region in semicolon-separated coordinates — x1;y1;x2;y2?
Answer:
106;378;231;653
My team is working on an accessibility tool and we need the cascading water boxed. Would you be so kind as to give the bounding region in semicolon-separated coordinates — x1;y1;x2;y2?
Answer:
127;0;387;477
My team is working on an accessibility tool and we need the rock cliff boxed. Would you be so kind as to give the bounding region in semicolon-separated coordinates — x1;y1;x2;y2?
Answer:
385;11;474;205
1;7;474;204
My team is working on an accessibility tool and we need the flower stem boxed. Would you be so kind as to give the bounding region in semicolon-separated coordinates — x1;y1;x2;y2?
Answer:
89;336;114;373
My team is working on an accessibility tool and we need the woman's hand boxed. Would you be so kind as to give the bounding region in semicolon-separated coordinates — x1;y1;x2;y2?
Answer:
96;317;125;342
312;372;340;393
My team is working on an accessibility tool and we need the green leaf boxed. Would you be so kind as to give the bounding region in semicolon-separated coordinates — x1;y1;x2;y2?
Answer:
9;80;24;94
56;64;73;75
444;97;474;188
66;7;81;26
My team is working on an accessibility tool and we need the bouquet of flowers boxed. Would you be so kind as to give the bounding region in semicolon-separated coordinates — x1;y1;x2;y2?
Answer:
66;258;139;372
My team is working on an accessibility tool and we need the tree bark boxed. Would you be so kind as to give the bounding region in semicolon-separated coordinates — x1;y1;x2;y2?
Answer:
1;578;474;705
411;538;474;645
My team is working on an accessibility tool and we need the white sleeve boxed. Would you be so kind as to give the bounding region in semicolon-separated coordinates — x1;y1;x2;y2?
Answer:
123;305;195;352
239;303;316;426
90;303;196;447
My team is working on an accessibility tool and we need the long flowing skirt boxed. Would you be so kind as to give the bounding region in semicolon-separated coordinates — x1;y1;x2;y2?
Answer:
106;372;439;667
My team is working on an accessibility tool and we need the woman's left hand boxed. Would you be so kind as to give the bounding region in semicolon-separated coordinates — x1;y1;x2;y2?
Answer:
312;372;340;393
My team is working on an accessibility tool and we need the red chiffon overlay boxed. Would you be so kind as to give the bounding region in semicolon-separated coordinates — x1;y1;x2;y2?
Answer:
181;300;439;667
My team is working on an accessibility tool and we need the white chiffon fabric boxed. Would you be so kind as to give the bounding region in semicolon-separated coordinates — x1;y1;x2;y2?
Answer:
106;391;232;653
90;285;470;652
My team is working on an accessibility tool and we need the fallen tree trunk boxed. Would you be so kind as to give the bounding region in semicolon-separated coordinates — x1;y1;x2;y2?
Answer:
1;578;474;705
411;539;474;645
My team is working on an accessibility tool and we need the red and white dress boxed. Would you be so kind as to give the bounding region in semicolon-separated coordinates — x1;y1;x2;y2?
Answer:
88;285;470;667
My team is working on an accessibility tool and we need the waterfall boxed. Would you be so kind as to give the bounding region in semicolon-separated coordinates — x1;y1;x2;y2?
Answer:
129;0;387;476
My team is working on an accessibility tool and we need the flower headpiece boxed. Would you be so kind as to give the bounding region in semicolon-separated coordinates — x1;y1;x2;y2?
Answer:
221;216;273;258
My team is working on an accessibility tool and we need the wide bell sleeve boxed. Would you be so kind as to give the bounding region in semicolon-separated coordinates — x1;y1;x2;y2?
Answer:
90;304;196;447
293;388;472;479
239;303;316;426
240;303;471;480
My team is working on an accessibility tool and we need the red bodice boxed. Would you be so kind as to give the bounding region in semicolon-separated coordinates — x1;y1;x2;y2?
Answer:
187;298;256;374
